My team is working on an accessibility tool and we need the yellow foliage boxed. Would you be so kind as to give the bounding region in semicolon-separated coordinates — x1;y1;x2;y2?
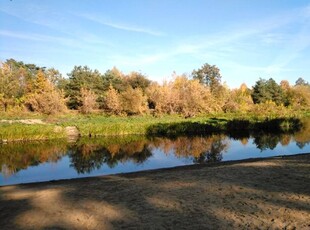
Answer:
79;88;98;114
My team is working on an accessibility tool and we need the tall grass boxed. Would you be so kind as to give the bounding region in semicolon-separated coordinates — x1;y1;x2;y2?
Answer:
60;115;186;136
0;123;66;142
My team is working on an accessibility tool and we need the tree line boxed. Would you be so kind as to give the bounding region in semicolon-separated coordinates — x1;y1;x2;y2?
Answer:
0;58;309;116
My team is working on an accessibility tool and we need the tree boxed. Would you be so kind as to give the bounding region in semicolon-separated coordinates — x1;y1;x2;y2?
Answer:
290;84;310;109
223;84;253;113
172;76;213;116
45;68;68;90
192;63;222;92
295;77;309;86
25;70;66;114
251;78;284;105
79;88;98;114
65;66;104;109
0;63;21;111
102;67;127;92
146;82;176;114
126;71;151;93
121;86;148;115
103;85;122;115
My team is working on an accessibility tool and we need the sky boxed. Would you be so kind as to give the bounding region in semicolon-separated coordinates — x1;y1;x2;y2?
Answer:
0;0;310;88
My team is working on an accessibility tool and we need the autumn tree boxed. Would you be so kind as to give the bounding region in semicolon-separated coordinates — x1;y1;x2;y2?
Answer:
103;85;122;115
146;82;174;114
223;83;253;113
290;84;310;109
79;88;98;114
172;76;213;116
25;70;66;114
121;86;148;115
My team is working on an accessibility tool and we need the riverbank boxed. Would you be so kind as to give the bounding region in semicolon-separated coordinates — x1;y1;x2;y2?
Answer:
0;154;309;229
1;113;307;142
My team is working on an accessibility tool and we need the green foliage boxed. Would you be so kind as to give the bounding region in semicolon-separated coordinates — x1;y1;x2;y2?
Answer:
251;78;284;105
295;77;309;86
126;71;151;92
192;63;222;92
102;67;127;92
65;66;104;109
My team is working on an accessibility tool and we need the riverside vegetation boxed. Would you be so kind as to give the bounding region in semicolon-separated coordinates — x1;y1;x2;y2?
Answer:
0;59;309;141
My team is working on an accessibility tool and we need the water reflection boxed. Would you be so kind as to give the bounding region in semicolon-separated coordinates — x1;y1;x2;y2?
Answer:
0;140;68;177
1;119;310;185
150;135;229;163
69;140;152;174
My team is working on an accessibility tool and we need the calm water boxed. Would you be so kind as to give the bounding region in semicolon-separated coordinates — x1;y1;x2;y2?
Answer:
1;120;310;186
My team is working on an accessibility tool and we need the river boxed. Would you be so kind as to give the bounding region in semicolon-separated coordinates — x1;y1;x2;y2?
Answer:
1;119;309;186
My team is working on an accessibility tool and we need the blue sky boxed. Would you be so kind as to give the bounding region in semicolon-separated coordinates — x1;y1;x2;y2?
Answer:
1;0;309;88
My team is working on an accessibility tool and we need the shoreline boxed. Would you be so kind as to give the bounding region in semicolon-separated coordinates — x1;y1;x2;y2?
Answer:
2;152;309;188
1;153;309;229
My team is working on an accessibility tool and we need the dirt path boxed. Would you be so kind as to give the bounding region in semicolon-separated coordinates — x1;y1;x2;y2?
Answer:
0;119;46;124
0;154;309;229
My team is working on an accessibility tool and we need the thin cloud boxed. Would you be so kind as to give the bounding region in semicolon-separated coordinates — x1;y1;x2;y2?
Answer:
0;7;111;46
0;30;84;49
77;13;164;36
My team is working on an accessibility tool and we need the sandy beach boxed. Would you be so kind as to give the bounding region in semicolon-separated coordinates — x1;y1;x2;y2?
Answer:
0;154;309;229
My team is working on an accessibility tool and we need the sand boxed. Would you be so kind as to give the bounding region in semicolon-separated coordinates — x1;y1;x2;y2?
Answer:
0;154;309;230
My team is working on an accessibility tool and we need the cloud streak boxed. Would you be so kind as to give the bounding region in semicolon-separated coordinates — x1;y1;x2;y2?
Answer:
0;30;73;44
77;13;164;36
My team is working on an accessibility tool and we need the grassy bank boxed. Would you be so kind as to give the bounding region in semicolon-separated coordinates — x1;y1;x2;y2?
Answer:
1;112;309;142
0;123;67;142
60;112;308;136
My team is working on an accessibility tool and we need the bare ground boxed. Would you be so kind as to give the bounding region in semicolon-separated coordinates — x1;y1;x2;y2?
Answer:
0;154;309;230
0;119;46;124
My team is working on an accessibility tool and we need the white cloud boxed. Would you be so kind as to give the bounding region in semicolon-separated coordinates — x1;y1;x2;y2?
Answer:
76;13;164;36
0;30;82;47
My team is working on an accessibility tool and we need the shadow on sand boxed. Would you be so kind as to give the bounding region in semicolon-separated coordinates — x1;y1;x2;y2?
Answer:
0;154;309;229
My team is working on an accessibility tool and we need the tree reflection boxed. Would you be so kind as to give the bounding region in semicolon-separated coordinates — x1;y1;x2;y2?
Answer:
150;135;229;164
0;141;68;177
252;134;280;151
193;138;228;164
68;140;152;174
294;118;310;149
251;130;310;151
68;147;111;174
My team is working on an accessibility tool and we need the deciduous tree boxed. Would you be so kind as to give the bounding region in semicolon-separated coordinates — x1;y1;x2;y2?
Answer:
192;63;222;93
25;70;66;114
103;85;121;115
79;88;98;114
121;86;148;115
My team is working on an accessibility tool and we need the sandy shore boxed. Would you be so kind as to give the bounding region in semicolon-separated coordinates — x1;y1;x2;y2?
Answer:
0;154;309;230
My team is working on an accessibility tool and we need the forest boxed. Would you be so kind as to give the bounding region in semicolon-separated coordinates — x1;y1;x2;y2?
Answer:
0;58;309;117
